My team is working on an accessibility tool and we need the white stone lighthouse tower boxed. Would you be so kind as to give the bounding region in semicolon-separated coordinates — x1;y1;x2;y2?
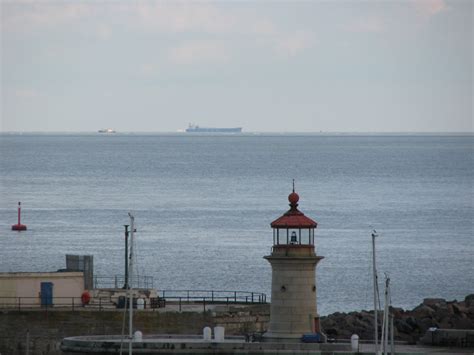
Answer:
263;186;324;341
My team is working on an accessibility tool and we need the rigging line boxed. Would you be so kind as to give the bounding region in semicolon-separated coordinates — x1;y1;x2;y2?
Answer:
130;226;141;288
133;231;149;289
377;273;382;310
375;231;382;310
388;277;393;310
364;235;374;309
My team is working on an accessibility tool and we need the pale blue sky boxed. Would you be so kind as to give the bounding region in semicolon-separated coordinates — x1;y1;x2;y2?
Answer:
1;0;472;132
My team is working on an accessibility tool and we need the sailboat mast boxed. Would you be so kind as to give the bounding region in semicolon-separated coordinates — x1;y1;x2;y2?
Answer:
390;312;395;355
128;213;135;355
382;276;390;355
372;231;379;352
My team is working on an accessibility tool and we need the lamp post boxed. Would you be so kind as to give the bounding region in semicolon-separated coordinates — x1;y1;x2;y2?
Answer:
372;230;379;354
128;214;135;355
123;225;129;289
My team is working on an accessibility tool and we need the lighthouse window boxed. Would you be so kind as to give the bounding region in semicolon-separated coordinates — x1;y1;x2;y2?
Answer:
298;229;310;245
275;228;284;245
303;229;309;245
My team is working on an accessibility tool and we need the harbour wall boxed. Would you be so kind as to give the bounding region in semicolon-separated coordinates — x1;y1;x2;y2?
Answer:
0;305;270;355
2;295;473;355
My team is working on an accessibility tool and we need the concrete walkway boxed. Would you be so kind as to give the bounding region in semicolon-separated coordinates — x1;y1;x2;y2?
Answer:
358;343;474;354
61;335;474;355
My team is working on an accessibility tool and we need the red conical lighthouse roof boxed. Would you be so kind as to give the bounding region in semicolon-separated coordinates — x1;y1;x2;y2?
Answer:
270;189;317;229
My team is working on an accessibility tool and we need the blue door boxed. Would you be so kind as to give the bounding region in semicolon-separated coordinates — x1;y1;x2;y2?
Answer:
40;282;53;306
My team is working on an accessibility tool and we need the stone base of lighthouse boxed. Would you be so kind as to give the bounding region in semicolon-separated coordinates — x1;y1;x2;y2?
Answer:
263;246;323;342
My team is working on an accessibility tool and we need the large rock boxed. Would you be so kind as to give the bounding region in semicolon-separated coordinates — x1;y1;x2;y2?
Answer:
412;304;435;319
320;295;474;343
418;317;437;332
452;317;473;329
452;303;468;316
423;298;447;308
433;305;451;322
395;318;414;334
405;316;418;329
465;294;474;307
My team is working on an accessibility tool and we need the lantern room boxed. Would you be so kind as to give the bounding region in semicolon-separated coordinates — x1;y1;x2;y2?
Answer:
263;185;324;341
270;189;317;247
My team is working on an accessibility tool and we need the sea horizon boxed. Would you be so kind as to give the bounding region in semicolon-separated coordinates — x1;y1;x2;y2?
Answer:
1;131;473;136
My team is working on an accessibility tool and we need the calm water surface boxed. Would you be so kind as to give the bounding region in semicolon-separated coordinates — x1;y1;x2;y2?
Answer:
0;133;472;315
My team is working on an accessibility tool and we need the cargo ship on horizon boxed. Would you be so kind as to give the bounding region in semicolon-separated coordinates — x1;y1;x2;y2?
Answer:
185;124;242;133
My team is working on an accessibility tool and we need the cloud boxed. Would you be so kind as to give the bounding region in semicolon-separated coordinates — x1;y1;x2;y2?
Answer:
13;88;41;99
96;24;112;41
2;2;95;33
410;0;447;17
348;16;385;33
132;2;236;34
2;1;315;62
168;40;229;65
140;63;159;76
274;31;316;57
129;2;280;38
0;1;281;39
1;2;244;36
251;19;278;36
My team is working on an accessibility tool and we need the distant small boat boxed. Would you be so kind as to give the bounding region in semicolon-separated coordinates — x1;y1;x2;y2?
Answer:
185;123;242;133
98;129;116;134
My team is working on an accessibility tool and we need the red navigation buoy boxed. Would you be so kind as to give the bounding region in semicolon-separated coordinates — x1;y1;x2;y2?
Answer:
11;202;27;231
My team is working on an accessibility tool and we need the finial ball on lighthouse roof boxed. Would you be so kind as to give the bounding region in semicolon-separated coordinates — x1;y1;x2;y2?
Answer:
288;191;299;204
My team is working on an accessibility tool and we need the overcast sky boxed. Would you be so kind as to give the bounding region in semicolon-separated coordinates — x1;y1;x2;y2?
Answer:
1;0;472;132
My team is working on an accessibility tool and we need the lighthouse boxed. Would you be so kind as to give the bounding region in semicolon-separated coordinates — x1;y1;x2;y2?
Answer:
263;186;324;341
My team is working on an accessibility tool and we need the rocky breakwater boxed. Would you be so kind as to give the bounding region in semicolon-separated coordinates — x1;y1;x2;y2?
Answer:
321;294;474;343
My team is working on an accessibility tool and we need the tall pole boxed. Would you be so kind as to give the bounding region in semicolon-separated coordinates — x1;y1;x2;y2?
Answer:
128;214;135;355
390;314;395;355
383;276;390;355
18;202;21;225
386;272;395;355
372;230;379;353
124;225;129;289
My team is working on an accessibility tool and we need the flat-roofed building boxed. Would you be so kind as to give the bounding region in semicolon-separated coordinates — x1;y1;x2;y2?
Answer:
0;271;84;308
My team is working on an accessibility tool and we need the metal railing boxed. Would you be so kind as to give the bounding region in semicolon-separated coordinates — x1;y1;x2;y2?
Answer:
0;290;267;312
0;296;111;311
159;290;267;304
93;275;154;289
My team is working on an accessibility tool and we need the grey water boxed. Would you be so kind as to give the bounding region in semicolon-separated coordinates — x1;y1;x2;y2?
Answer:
0;133;473;315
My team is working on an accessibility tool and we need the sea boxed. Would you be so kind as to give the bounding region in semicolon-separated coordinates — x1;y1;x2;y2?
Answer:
0;133;472;315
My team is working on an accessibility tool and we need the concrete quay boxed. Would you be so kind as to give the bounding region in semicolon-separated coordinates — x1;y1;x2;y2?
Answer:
60;335;474;355
61;334;351;354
